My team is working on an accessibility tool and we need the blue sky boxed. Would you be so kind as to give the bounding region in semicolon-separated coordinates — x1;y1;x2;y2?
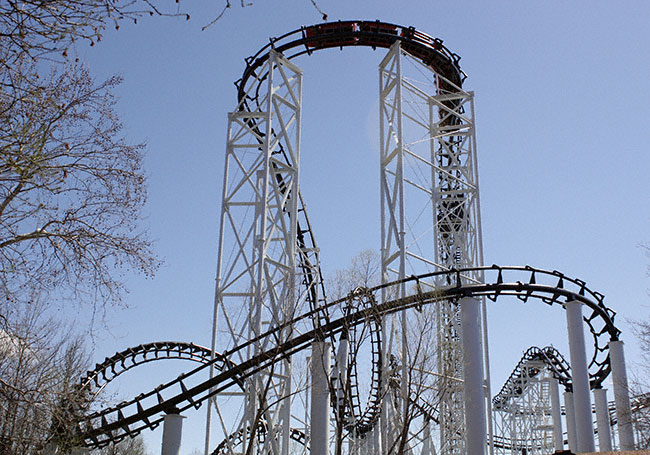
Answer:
78;1;650;453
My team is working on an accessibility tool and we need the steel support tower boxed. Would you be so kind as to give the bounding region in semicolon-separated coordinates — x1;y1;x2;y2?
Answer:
207;51;304;455
208;22;485;455
379;42;484;455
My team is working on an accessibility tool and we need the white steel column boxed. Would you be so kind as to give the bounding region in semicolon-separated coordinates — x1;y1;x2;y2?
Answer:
564;391;577;453
564;300;595;453
594;388;613;451
460;296;486;455
609;340;635;450
207;50;303;454
378;43;409;442
549;377;564;452
162;412;185;455
430;57;483;455
311;341;331;455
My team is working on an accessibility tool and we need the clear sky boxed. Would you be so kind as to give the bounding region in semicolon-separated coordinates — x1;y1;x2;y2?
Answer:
77;1;650;453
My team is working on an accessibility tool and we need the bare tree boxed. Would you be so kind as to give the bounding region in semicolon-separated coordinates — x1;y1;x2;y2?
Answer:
328;250;442;454
0;0;328;68
92;436;148;455
0;60;158;313
0;300;91;454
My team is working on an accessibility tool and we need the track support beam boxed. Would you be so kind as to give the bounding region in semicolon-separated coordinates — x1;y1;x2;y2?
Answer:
565;300;595;453
311;341;331;455
162;412;185;455
609;340;635;450
594;387;613;451
461;296;486;455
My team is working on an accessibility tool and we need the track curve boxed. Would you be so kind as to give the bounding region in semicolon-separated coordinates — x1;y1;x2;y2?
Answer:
236;20;464;110
77;265;619;448
492;346;572;410
79;341;239;399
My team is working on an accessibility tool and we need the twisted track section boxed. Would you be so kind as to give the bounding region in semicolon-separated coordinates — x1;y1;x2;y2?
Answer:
338;287;384;436
78;265;619;448
210;426;308;455
492;346;572;410
491;348;650;451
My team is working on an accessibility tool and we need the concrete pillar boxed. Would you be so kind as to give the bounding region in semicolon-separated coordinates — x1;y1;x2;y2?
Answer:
594;387;613;451
609;340;635;450
564;300;595;452
460;296;486;455
564;391;577;453
161;411;185;455
311;341;331;455
549;377;564;452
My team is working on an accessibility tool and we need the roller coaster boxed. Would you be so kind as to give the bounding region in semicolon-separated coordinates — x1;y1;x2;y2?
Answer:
65;20;641;455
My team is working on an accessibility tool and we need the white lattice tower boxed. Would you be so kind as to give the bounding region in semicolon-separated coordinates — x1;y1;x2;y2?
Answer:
379;42;484;454
493;362;555;455
207;51;304;455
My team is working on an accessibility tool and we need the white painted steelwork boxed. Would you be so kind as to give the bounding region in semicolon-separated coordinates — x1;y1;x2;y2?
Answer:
492;362;554;455
594;387;613;451
207;50;303;455
310;342;331;455
549;377;564;452
564;391;577;453
378;41;484;455
460;296;486;455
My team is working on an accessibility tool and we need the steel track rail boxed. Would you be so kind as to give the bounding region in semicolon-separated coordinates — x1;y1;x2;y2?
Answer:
235;20;464;110
492;346;572;410
210;426;307;455
77;265;619;448
79;342;238;399
338;287;383;437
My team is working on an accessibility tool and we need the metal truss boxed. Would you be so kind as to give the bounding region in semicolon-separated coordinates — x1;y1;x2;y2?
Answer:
379;41;484;455
493;361;555;455
207;50;303;455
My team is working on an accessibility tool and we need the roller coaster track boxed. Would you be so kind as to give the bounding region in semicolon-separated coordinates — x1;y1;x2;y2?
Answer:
215;20;468;445
77;265;620;448
79;342;239;399
235;20;464;109
210;426;308;455
73;22;633;451
492;346;572;410
337;287;384;437
490;347;650;451
229;20;466;331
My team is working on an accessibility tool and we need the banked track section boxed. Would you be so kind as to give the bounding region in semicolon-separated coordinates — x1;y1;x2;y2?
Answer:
78;265;621;448
491;346;646;451
493;346;573;411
